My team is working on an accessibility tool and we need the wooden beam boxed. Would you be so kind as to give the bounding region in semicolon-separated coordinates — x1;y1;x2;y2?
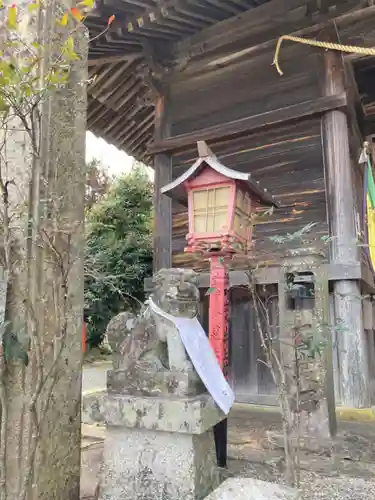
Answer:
144;262;364;291
87;53;142;66
153;94;172;272
203;0;240;16
148;93;347;155
176;0;309;54
114;0;191;36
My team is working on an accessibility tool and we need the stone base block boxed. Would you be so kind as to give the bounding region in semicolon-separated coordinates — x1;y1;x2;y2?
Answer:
107;368;205;397
100;426;219;500
205;478;300;500
82;391;225;434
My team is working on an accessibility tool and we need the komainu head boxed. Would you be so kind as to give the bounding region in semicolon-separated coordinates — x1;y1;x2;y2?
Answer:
151;268;199;319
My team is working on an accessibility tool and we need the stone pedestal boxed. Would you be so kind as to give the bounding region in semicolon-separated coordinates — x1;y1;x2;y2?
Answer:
83;391;224;500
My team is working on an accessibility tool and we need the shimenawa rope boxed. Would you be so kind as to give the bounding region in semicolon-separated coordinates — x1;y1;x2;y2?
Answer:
273;34;375;75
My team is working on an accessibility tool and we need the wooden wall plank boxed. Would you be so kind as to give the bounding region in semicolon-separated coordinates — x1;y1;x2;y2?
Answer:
169;45;323;136
149;93;347;155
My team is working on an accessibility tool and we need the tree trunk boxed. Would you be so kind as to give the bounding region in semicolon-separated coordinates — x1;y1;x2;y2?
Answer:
0;2;88;499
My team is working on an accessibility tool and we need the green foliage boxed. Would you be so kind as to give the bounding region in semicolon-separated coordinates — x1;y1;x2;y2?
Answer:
0;3;81;128
85;158;110;210
84;166;153;347
268;222;318;245
0;2;114;131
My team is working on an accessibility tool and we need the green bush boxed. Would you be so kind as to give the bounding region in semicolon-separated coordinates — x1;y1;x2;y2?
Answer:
84;166;153;348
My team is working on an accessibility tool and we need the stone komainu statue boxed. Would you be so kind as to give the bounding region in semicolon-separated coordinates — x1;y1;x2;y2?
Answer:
106;268;205;397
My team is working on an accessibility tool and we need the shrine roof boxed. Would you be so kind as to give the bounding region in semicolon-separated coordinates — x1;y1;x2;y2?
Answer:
86;2;375;164
85;0;271;164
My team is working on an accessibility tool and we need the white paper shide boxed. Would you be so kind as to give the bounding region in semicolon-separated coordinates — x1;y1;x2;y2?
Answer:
148;298;235;415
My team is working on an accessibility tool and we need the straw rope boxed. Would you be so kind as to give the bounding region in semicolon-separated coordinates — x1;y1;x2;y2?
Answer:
273;34;375;75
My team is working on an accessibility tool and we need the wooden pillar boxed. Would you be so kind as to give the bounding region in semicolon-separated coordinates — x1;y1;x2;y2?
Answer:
323;49;370;407
153;95;172;272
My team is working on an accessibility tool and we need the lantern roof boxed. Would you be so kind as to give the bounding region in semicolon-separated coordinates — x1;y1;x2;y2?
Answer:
161;141;280;208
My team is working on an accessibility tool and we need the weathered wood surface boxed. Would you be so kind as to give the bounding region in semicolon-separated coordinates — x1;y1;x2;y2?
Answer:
355;54;375;136
175;0;365;69
84;0;375;160
149;94;347;155
153;37;331;269
146;0;375;286
144;262;365;292
323;43;370;408
171;119;327;268
169;45;323;136
324;49;358;264
153;95;172;271
229;286;278;400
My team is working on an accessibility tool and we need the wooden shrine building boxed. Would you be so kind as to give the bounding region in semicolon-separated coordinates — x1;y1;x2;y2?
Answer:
86;0;375;410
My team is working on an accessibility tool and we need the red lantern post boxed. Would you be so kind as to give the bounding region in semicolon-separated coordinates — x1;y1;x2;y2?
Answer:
207;252;230;466
208;254;229;375
161;141;278;467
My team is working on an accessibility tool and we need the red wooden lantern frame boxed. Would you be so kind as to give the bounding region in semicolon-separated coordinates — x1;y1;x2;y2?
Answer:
185;167;259;254
162;141;277;254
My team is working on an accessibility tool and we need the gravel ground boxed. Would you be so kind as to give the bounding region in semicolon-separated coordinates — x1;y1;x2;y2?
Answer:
301;476;375;499
224;462;375;499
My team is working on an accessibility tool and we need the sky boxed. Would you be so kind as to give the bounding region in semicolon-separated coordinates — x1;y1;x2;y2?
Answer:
85;131;154;180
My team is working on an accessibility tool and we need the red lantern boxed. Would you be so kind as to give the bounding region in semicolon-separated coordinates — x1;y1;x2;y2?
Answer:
162;141;277;254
